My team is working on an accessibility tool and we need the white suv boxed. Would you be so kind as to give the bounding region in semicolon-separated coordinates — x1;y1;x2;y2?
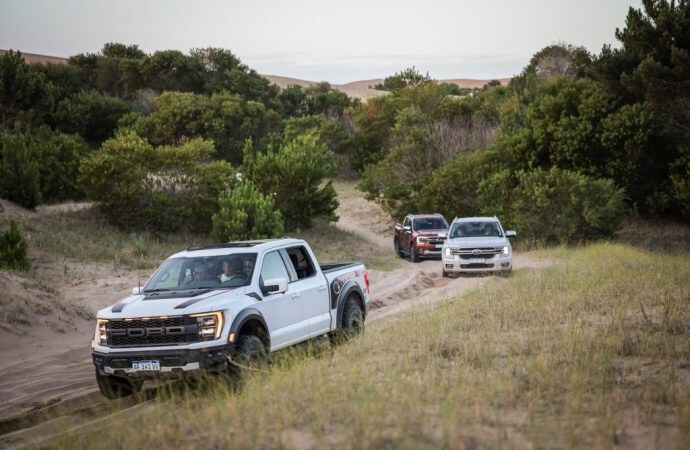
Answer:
441;217;516;276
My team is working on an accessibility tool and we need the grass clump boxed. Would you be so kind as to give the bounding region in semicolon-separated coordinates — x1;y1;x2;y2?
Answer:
47;242;688;449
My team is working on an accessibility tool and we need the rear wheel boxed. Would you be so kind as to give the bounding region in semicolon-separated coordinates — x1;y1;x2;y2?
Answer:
335;296;364;342
95;369;143;399
232;334;268;375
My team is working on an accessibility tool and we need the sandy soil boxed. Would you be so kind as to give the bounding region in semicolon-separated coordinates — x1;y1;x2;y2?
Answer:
0;184;548;448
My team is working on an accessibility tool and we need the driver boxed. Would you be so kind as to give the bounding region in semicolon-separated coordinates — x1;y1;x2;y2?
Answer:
220;258;244;282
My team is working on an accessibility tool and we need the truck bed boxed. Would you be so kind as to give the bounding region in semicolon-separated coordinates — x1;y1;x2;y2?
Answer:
319;262;362;274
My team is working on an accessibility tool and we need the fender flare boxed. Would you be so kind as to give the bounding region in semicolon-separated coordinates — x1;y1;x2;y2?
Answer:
335;281;366;326
229;307;270;349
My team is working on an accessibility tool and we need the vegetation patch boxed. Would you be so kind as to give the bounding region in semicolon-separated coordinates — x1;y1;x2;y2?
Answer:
49;243;689;448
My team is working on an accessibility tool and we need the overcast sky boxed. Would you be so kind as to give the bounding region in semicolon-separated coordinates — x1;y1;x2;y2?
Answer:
0;0;639;83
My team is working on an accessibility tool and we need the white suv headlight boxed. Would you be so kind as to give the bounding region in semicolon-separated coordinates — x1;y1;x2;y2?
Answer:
444;247;452;257
502;245;510;256
96;319;108;345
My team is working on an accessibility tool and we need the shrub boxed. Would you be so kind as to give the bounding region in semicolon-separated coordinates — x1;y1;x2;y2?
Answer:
477;167;627;243
0;132;41;208
0;220;29;271
53;89;132;144
0;128;91;208
79;131;234;232
242;132;338;230
212;182;284;241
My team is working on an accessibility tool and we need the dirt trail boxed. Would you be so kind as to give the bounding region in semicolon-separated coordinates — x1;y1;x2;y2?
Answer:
0;183;551;448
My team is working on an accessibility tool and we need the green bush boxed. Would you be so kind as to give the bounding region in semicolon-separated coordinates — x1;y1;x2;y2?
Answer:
477;167;627;243
79;131;234;232
53;89;132;144
212;182;284;241
0;220;29;271
243;132;338;230
0;132;41;208
0;128;89;208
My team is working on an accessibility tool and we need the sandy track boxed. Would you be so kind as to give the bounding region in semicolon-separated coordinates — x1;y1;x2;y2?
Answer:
0;184;550;448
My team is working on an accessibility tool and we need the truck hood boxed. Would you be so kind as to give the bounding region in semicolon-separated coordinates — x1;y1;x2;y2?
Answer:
98;287;247;319
416;229;448;237
444;236;508;248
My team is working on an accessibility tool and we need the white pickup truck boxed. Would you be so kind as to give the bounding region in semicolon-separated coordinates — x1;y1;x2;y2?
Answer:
92;238;370;398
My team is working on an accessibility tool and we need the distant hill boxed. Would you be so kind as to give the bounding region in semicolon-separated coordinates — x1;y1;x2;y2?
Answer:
2;50;511;100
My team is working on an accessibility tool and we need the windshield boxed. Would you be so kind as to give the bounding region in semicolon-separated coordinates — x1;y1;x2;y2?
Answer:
413;217;448;231
144;253;257;292
449;221;502;238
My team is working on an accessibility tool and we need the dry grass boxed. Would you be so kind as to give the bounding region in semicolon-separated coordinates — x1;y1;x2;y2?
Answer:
1;204;398;272
46;242;690;449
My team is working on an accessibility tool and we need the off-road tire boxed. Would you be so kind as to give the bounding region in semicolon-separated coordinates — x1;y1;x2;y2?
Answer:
232;334;268;375
339;296;364;341
410;245;420;263
442;269;449;278
95;369;143;399
394;239;405;258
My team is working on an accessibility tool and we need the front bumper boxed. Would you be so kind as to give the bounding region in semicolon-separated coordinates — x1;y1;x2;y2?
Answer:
92;344;236;377
442;254;512;273
415;245;443;258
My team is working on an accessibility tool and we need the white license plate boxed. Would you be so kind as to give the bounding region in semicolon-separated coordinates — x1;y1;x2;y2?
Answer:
132;360;160;372
470;258;484;265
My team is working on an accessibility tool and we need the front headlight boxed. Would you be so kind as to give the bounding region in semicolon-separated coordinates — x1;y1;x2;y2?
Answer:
502;245;510;256
416;236;428;244
96;319;108;345
444;247;452;257
191;312;224;340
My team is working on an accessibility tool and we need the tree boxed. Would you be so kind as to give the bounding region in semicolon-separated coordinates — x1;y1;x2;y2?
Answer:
53;90;132;144
212;182;284;241
0;50;54;127
374;67;433;92
242;132;339;230
79;131;234;232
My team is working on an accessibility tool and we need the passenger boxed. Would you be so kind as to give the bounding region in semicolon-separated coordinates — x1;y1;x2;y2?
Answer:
184;263;207;284
220;258;244;282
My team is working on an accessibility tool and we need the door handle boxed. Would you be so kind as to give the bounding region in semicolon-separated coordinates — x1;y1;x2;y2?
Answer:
318;285;327;291
291;293;301;299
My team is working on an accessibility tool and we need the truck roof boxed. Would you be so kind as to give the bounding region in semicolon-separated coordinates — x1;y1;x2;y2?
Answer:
451;216;499;223
170;238;306;258
408;213;445;219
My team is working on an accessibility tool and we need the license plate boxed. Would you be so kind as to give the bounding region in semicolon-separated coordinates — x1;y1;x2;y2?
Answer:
470;258;484;265
132;360;160;371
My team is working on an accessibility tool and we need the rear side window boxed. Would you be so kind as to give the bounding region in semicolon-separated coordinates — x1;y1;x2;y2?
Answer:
260;251;289;281
285;246;316;280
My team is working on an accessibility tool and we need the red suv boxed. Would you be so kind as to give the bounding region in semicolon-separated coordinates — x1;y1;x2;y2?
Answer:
393;214;449;262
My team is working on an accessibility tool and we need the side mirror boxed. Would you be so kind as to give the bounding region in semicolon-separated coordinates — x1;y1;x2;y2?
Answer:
506;230;517;238
131;287;141;295
262;277;289;296
403;225;411;231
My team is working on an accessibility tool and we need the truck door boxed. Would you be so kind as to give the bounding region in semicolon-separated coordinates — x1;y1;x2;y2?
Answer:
255;250;304;350
402;216;413;252
284;245;330;338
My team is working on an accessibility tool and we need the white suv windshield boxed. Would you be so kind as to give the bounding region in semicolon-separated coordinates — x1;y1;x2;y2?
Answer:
450;222;502;238
144;253;257;292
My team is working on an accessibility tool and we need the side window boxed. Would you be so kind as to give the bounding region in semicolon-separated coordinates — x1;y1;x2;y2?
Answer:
403;216;411;228
260;251;289;282
286;246;316;280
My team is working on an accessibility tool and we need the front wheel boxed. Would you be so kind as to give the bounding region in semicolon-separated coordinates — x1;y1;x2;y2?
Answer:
232;334;268;375
410;245;420;263
95;369;143;399
394;239;405;258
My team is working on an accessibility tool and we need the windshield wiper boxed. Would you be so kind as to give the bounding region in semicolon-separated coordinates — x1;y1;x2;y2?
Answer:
143;288;171;293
